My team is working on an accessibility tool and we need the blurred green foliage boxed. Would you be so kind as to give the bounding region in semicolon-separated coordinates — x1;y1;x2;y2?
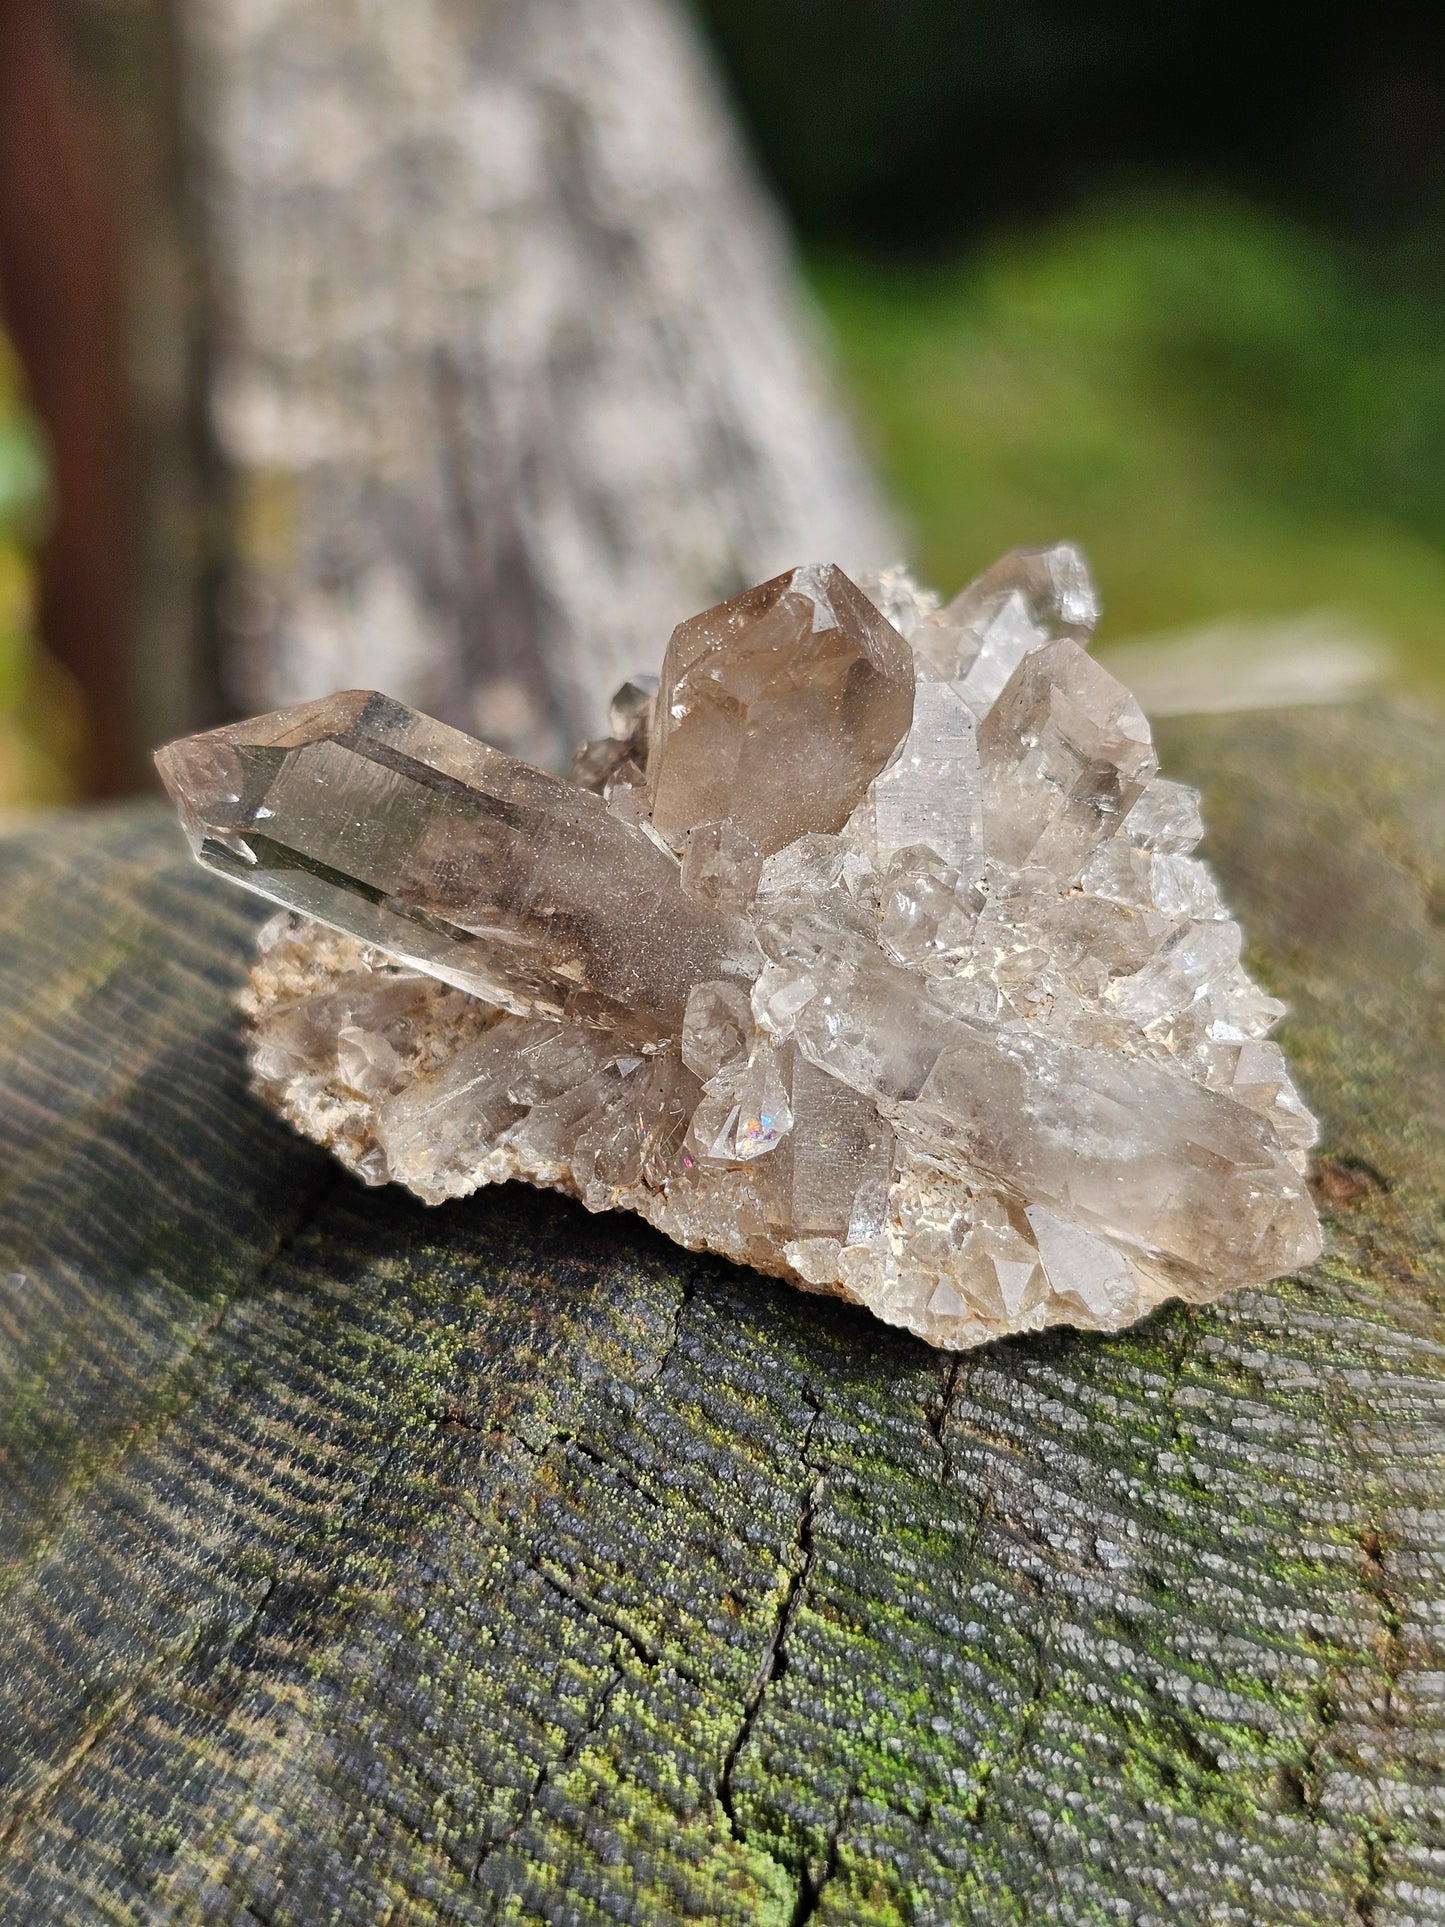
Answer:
0;337;74;807
813;198;1445;685
0;339;45;701
0;383;45;539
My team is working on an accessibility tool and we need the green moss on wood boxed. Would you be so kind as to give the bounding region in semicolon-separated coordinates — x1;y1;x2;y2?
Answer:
0;701;1441;1924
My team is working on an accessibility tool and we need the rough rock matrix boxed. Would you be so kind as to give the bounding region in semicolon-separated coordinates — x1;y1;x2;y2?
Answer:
157;549;1322;1349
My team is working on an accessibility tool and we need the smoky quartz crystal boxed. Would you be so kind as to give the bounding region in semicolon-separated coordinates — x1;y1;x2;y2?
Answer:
159;548;1322;1350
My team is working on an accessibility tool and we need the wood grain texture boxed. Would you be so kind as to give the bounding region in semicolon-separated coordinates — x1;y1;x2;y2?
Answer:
179;0;897;765
0;701;1441;1925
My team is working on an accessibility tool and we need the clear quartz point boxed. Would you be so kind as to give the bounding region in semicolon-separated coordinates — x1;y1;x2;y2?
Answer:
167;551;1324;1354
979;638;1158;881
912;541;1099;716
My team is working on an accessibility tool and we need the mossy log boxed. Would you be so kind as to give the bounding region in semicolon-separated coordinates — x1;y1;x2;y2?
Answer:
0;700;1441;1925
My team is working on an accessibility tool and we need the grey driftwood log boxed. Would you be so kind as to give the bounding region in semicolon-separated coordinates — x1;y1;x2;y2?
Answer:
0;698;1441;1924
166;0;895;766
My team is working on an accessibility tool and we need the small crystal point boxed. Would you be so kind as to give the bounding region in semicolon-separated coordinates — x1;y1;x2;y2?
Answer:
607;674;659;744
571;673;657;796
913;541;1099;714
647;563;915;856
172;548;1323;1354
979;638;1158;881
1124;776;1205;855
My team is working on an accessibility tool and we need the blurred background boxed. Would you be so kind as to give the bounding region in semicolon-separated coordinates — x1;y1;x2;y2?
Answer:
0;0;1442;806
706;0;1445;679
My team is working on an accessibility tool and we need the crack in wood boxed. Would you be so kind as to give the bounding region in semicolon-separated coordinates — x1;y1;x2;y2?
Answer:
561;1428;664;1512
528;1557;664;1675
790;1782;850;1926
968;1612;1055;1838
240;1165;344;1304
470;1644;631;1890
643;1272;694;1387
718;1402;825;1846
0;1641;182;1863
930;1353;967;1484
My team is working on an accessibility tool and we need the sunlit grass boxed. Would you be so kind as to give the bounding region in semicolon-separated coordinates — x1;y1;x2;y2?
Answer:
812;197;1445;692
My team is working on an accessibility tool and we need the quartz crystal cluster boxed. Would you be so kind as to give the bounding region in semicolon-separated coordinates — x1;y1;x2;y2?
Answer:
157;548;1323;1350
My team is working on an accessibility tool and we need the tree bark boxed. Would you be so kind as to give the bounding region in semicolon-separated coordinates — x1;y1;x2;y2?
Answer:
0;697;1440;1923
4;0;896;777
174;0;897;767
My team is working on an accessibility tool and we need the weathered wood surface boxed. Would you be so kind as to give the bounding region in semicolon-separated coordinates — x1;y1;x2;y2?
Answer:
0;700;1441;1925
174;0;895;763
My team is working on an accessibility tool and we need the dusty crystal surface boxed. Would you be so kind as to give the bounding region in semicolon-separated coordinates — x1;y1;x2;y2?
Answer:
158;545;1323;1351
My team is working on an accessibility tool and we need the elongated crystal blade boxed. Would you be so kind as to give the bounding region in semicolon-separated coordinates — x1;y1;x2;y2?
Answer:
157;691;750;1038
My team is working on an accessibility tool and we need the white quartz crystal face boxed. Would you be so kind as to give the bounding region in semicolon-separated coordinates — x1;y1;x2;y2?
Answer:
867;679;984;885
160;547;1324;1353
